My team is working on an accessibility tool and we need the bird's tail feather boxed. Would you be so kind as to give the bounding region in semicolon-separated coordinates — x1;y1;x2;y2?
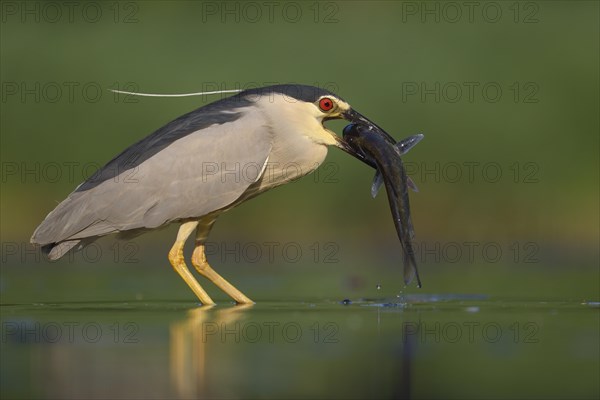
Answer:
41;240;81;260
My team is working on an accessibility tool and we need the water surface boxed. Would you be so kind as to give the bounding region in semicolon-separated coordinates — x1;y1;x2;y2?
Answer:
2;296;598;399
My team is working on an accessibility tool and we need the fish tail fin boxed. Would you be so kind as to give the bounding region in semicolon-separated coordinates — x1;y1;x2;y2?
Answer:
407;177;419;192
403;243;422;288
395;134;424;156
371;170;384;198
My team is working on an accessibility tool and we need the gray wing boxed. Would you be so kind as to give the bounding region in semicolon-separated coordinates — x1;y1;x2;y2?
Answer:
31;107;272;253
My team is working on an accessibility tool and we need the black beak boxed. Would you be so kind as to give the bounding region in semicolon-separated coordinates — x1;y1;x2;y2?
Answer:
343;109;397;144
336;109;397;162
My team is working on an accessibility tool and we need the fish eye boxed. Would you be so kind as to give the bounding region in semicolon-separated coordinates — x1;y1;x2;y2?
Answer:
318;97;335;112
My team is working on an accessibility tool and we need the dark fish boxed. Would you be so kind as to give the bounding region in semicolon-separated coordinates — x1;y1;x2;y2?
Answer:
370;135;422;198
342;123;423;287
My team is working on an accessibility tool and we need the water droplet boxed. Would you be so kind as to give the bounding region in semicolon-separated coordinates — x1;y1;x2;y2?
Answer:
376;284;382;290
341;299;352;305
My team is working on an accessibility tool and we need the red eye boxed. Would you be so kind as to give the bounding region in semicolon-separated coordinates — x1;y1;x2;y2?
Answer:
319;97;334;112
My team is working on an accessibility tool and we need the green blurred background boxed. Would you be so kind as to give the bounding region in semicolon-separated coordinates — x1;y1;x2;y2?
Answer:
1;0;598;299
1;1;598;399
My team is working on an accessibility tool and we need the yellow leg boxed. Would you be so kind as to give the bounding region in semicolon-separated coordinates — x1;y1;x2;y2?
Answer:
190;219;253;304
168;221;215;305
191;243;254;304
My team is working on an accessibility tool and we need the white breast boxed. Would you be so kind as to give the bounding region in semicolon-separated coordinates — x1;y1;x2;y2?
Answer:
251;94;336;191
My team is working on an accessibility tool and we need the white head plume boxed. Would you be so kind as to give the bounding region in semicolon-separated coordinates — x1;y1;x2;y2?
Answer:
109;88;243;97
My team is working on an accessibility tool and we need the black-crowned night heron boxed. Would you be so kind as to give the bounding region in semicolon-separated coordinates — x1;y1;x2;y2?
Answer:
31;84;394;305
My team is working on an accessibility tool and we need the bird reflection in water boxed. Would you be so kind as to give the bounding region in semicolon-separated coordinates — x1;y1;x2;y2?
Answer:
169;304;253;398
